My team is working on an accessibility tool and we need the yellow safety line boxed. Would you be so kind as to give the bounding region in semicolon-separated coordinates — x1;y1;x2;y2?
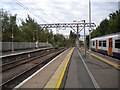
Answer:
55;47;75;88
79;48;120;70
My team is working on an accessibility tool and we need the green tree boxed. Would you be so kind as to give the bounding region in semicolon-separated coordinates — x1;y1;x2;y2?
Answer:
47;30;54;44
20;15;38;42
99;19;109;35
2;11;21;42
91;10;120;39
69;30;76;46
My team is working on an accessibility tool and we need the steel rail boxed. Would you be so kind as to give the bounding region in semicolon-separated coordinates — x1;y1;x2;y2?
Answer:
1;48;66;89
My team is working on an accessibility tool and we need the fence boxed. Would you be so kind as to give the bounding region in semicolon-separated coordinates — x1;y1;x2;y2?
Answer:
1;42;52;52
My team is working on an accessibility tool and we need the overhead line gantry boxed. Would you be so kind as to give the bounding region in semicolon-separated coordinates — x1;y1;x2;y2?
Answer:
39;22;96;56
39;23;96;28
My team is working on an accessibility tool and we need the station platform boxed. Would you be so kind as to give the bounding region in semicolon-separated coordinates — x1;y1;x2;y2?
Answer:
14;47;119;89
14;47;74;89
1;47;52;58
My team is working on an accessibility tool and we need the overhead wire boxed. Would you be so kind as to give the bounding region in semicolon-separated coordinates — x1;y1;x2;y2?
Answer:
12;0;48;24
30;0;56;23
31;0;47;15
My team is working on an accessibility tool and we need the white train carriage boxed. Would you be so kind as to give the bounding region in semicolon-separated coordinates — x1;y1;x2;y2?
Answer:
91;33;120;59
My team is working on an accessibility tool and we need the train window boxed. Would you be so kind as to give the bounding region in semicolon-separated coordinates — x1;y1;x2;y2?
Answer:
99;41;102;46
115;39;120;48
93;41;95;46
103;40;106;47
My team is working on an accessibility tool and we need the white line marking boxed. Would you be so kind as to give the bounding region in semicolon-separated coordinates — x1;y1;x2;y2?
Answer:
77;49;100;89
13;49;67;89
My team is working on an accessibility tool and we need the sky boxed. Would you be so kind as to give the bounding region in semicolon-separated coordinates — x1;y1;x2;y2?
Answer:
0;0;119;40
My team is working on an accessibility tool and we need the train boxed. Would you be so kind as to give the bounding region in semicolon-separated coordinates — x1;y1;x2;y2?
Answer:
90;32;120;59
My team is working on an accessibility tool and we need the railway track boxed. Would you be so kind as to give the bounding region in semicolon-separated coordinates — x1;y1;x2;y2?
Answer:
1;47;54;64
1;48;66;89
1;49;55;72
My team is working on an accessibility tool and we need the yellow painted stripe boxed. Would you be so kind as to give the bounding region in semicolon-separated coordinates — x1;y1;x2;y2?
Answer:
91;53;120;70
44;47;74;88
79;48;120;70
55;47;75;88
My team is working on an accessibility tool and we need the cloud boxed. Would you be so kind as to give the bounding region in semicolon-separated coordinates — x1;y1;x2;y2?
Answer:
1;0;119;35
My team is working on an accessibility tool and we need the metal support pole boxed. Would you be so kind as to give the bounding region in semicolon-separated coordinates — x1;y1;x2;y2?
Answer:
70;26;77;33
36;25;39;48
76;23;79;48
33;30;35;49
12;24;14;52
56;27;59;34
46;28;48;46
89;0;91;59
89;29;91;59
83;20;86;56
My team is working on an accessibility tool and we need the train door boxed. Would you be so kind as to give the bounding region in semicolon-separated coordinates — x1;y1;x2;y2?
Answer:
96;40;98;52
108;38;112;56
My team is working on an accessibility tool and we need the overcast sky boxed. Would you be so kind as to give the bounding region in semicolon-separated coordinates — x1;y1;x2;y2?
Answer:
0;0;119;40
